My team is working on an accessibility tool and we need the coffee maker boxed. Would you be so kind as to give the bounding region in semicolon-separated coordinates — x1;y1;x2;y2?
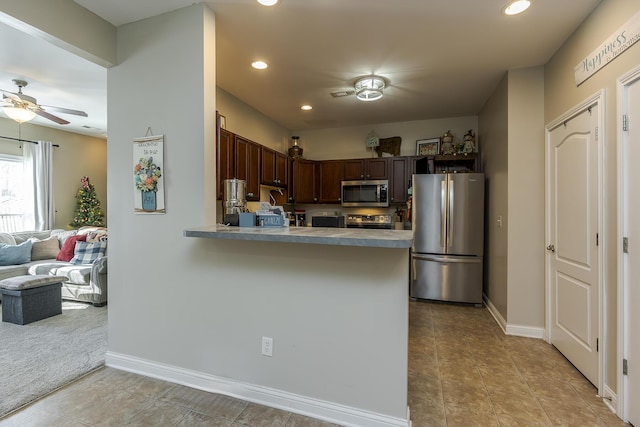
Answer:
223;179;246;225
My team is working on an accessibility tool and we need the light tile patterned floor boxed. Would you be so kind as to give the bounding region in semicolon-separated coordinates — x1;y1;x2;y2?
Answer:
408;300;629;427
0;300;629;426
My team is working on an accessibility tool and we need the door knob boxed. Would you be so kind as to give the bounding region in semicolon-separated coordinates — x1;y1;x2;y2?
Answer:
546;244;555;252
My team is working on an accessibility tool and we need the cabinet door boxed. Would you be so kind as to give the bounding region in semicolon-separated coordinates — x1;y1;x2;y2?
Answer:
236;136;261;201
275;152;288;187
261;147;276;186
365;158;389;179
217;129;235;200
343;159;365;180
292;159;317;203
318;160;344;203
389;157;408;203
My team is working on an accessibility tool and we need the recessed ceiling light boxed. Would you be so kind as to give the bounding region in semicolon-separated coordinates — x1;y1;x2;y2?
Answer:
503;0;531;15
257;0;278;6
301;105;312;111
251;61;268;70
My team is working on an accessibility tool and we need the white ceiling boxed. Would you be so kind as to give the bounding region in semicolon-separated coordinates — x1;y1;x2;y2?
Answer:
0;0;602;138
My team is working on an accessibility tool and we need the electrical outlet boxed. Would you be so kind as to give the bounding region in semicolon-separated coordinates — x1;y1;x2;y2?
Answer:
261;336;273;357
497;215;503;228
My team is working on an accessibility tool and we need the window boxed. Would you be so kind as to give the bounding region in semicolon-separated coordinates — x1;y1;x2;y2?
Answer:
0;155;26;232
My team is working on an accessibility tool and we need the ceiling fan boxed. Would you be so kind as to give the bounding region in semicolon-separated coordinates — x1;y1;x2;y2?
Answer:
0;79;87;125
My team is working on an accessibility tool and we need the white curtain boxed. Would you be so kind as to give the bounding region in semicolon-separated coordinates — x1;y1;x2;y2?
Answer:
23;141;55;231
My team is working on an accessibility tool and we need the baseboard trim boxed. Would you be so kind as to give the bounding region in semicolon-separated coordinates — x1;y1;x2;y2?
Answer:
601;385;618;415
505;324;545;339
483;294;506;333
105;351;409;427
483;294;545;339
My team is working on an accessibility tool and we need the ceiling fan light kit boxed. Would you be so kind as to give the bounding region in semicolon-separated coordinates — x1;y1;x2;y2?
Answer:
1;79;87;125
3;106;36;123
354;76;385;102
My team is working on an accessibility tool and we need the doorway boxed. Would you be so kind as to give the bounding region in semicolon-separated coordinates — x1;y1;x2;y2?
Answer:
545;91;604;391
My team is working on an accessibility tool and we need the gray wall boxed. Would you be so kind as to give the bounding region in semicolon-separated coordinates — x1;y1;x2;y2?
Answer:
479;74;509;322
106;4;408;420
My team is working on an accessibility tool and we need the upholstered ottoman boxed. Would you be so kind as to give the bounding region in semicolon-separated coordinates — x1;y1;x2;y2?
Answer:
0;275;66;325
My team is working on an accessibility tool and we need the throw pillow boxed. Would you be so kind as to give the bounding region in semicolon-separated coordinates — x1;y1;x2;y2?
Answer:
30;237;61;261
70;241;107;265
51;229;78;246
56;234;87;262
0;232;16;245
0;241;33;266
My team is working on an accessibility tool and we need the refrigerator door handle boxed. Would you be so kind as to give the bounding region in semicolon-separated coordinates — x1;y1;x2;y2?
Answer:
440;180;447;248
412;253;482;264
448;180;454;247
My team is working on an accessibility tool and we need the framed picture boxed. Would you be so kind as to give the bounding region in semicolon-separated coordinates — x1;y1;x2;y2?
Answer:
416;138;440;156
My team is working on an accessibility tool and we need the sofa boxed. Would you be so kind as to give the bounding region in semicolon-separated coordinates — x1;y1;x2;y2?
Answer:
0;227;107;306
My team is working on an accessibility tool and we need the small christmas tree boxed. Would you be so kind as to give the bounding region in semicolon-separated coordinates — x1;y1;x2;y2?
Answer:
69;176;105;228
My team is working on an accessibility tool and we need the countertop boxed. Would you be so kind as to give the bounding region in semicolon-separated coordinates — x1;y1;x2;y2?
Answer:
184;225;413;249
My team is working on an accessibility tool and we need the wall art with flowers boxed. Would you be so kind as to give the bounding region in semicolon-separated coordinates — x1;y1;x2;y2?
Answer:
133;134;165;213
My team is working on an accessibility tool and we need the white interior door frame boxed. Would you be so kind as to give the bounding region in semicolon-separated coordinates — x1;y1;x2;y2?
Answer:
616;64;640;421
545;90;606;395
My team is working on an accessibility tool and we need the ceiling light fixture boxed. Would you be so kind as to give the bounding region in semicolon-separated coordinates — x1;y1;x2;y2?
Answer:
503;0;531;15
301;105;312;111
354;76;386;102
257;0;278;6
3;106;36;124
251;61;268;70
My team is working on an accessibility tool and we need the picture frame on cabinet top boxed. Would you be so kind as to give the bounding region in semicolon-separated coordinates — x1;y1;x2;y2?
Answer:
416;138;440;156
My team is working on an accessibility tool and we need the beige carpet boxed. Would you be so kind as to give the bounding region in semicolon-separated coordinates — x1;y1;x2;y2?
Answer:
0;300;107;418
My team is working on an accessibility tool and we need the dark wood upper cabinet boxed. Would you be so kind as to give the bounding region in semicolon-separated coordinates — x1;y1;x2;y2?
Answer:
235;136;261;201
366;158;389;179
389;157;408;204
291;158;317;203
343;158;389;180
318;160;344;203
217;128;235;200
261;147;288;187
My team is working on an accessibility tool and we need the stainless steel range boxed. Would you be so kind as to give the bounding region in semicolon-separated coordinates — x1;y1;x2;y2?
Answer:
346;214;393;230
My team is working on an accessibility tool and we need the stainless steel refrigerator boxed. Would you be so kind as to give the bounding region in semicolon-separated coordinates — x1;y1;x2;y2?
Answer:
410;173;485;304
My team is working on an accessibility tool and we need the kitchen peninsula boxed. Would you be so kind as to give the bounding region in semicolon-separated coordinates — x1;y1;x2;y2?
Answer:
184;225;413;426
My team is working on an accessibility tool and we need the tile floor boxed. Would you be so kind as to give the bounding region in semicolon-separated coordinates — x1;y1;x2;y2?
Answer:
408;301;629;426
0;300;630;426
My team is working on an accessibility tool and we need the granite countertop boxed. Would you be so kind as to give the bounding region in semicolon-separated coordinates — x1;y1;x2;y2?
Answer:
184;225;413;249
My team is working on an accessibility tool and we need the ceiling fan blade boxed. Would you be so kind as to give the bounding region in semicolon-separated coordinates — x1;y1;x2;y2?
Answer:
0;89;20;101
35;109;70;125
40;105;88;117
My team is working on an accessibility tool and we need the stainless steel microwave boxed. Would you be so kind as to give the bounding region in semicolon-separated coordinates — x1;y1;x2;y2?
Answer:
341;180;389;207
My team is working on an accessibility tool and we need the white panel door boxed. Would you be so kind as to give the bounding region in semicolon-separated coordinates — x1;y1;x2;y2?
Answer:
547;105;600;386
623;73;640;426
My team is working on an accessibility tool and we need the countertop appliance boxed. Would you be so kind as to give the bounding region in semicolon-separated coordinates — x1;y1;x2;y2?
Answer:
346;214;393;229
410;173;485;304
341;180;389;207
312;215;345;228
